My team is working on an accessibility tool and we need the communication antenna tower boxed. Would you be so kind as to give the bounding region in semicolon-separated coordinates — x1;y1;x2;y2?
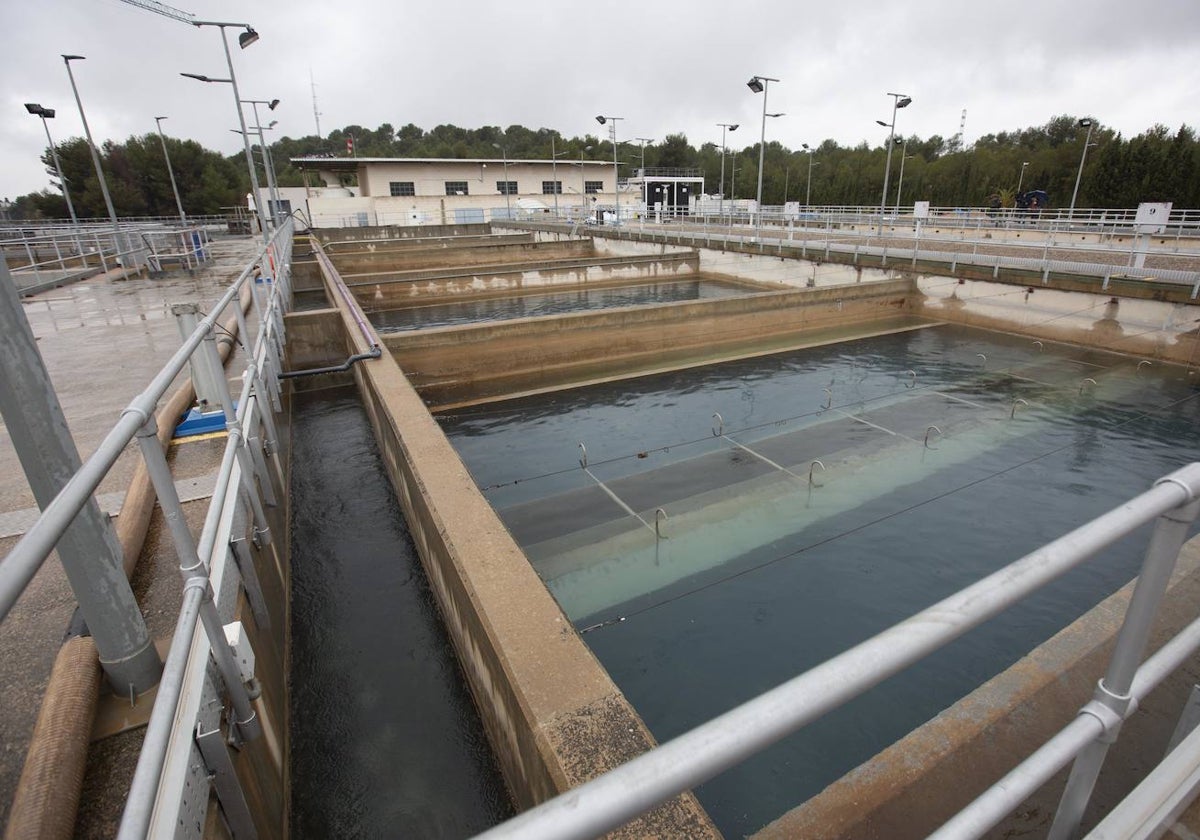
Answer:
310;68;323;138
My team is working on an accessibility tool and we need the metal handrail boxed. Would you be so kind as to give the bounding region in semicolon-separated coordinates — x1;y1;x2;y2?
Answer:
118;220;294;838
473;463;1200;840
0;219;292;837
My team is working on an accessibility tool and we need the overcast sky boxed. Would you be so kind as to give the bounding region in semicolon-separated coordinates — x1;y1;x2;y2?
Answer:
3;0;1199;199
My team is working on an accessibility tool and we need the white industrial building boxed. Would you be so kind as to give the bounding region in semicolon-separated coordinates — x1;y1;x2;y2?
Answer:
284;157;621;227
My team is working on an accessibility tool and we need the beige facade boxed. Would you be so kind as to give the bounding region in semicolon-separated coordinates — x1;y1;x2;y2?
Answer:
290;157;622;227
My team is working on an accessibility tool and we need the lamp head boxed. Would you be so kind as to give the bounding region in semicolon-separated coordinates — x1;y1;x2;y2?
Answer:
238;27;259;49
62;54;85;62
747;77;764;93
181;72;211;82
595;115;606;125
876;120;889;128
766;112;784;118
155;115;168;123
729;124;739;132
24;103;43;116
268;98;280;110
1078;118;1093;128
268;120;278;129
802;143;809;150
897;96;912;108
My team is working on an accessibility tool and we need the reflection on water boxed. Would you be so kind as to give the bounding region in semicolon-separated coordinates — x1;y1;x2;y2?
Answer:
438;324;1200;836
370;278;754;332
290;385;511;838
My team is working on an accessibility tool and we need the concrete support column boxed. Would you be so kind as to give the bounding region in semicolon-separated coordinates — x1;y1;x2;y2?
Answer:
0;254;162;695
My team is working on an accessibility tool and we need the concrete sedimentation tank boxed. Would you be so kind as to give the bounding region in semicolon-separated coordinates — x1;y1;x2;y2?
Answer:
4;215;1200;839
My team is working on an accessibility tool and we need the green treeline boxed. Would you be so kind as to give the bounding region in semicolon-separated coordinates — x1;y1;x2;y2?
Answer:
8;114;1199;219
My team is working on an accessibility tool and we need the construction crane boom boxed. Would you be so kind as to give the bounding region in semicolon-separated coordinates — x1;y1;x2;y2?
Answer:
115;0;195;24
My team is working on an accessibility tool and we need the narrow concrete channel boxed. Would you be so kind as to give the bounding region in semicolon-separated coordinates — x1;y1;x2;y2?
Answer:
289;382;512;837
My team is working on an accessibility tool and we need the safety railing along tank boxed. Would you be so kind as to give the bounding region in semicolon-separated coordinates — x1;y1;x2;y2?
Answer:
0;218;295;838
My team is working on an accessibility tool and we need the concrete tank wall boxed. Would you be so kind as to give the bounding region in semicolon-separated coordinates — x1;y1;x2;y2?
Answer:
314;223;493;243
386;280;918;406
916;275;1200;364
346;252;701;309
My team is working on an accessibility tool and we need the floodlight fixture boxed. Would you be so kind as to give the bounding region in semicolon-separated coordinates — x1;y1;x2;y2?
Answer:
595;115;606;125
747;77;764;93
268;98;280;110
238;27;260;49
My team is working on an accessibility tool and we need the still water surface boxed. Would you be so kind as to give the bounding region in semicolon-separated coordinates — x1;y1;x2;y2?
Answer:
438;324;1200;835
290;385;511;838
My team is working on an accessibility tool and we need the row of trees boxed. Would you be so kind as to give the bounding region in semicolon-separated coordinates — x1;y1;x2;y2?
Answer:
8;115;1200;220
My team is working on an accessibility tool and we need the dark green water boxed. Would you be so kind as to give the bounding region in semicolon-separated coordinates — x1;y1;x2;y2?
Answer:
289;385;512;838
437;324;1200;836
369;278;754;332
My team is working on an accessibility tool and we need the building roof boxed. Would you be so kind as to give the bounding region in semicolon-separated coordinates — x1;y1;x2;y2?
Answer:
289;156;613;169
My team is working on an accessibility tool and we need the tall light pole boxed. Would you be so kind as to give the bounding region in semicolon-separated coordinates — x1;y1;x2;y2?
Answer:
153;116;187;225
876;91;912;234
186;21;269;246
747;74;779;240
894;146;914;214
577;144;593;219
243;99;282;222
802;142;820;209
1068;118;1095;221
491;142;511;218
550;134;563;218
635;137;653;213
1017;160;1030;196
595;115;623;224
61;55;119;226
24;104;79;227
717;122;739;219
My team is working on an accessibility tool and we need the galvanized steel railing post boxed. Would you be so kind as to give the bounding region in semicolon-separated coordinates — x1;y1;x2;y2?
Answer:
1048;490;1200;840
0;254;162;694
129;411;262;745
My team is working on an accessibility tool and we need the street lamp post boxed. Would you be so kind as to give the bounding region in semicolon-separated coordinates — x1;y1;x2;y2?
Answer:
550;134;562;218
24;104;79;228
1017;160;1030;196
876;91;913;234
186;21;269;246
894;146;914;214
1068;118;1096;221
61;56;119;227
802;142;820;209
154;116;187;225
717;122;739;221
636;137;652;214
243;99;281;223
491;142;511;219
747;74;779;240
595;115;623;224
578;145;593;220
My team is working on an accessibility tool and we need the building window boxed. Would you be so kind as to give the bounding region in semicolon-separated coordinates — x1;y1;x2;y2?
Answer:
585;181;604;194
445;181;469;196
542;181;562;195
389;181;415;196
496;181;517;196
